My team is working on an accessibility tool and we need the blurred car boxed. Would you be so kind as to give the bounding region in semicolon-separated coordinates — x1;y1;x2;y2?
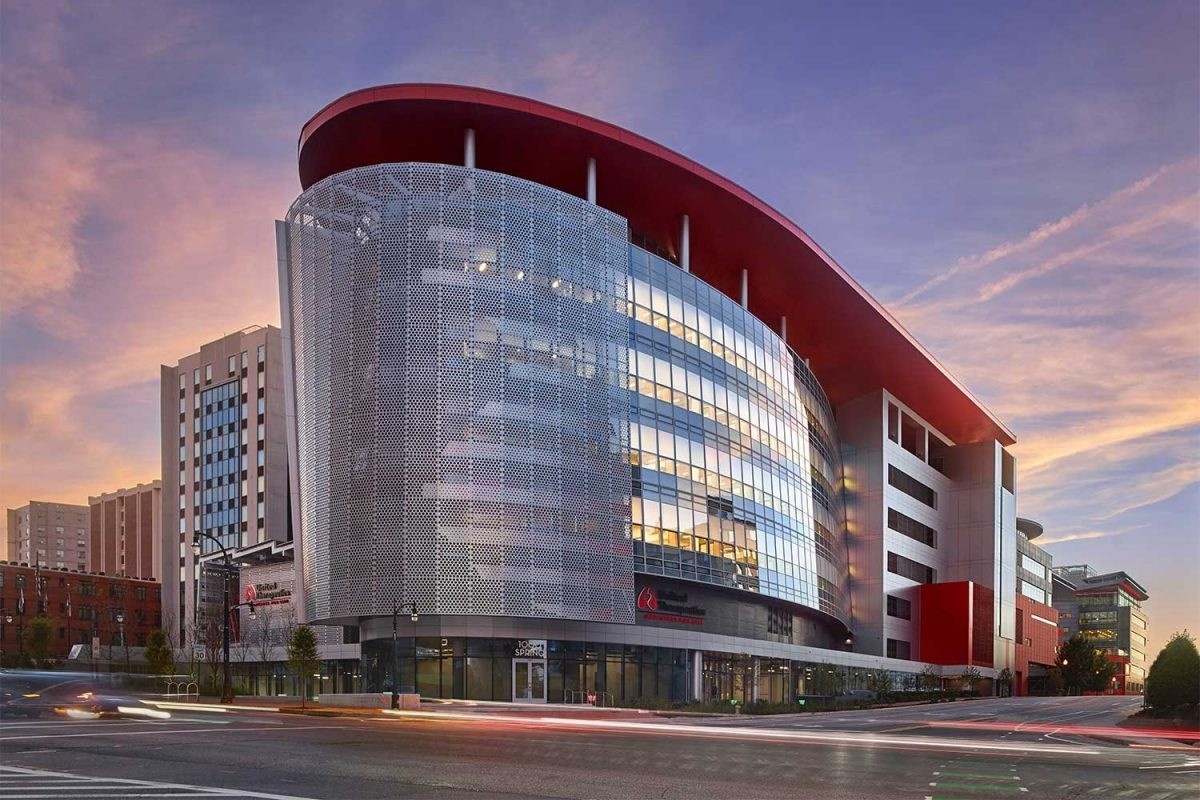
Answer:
0;671;170;720
1;673;94;718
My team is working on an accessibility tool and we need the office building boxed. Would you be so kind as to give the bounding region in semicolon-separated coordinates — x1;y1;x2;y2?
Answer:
159;326;290;648
1052;564;1149;694
266;84;1039;702
87;481;162;580
1011;517;1058;695
5;501;89;571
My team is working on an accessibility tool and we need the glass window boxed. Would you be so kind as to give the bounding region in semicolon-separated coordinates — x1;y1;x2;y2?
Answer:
204;364;212;381
257;345;265;363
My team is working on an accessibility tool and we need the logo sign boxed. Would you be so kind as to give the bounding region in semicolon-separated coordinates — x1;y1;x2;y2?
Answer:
514;639;547;658
637;586;705;626
244;584;258;603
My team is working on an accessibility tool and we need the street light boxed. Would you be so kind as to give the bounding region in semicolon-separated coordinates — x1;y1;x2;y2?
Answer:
116;610;129;673
391;601;418;710
193;531;235;703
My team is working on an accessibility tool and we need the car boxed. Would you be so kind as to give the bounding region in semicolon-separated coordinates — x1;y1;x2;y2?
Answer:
1;673;95;718
0;671;170;720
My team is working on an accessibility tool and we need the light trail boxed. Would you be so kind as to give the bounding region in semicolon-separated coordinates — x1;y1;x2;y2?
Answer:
378;709;1102;756
932;719;1200;741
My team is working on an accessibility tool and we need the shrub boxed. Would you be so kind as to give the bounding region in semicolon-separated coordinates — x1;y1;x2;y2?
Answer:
1146;631;1200;713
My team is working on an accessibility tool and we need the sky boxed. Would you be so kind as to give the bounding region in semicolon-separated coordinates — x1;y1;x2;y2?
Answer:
1;0;1197;658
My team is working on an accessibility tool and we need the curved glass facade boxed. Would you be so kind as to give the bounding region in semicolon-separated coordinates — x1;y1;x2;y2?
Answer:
281;162;849;632
626;249;849;624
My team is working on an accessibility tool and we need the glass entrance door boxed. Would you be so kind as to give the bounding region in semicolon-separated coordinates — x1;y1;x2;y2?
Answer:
513;659;547;702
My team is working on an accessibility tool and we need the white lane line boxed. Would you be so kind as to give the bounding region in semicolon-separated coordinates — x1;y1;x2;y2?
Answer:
0;724;347;742
0;766;322;799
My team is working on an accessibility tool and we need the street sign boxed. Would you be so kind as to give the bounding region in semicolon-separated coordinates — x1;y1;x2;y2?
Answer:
91;636;100;659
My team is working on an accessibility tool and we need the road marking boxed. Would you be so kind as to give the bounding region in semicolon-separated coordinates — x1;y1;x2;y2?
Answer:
0;724;348;742
933;771;1020;779
0;766;321;799
929;782;1027;792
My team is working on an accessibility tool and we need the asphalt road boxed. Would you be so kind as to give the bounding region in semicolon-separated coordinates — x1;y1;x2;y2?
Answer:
1;697;1197;800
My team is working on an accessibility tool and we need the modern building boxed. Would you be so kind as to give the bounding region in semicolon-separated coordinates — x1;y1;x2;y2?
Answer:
270;84;1032;703
87;481;162;580
159;326;291;650
1051;564;1149;694
0;561;161;664
5;501;90;571
1012;517;1058;695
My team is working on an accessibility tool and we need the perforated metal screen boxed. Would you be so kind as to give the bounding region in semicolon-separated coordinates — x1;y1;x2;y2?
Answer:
282;163;634;624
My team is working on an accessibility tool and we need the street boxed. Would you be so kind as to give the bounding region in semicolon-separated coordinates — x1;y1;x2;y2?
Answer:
0;696;1197;799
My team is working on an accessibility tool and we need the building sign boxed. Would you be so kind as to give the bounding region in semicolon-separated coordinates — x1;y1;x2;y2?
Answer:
514;639;547;658
637;586;705;626
245;580;290;605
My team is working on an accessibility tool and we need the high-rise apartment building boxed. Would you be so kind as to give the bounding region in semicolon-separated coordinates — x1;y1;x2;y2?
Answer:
1051;564;1149;694
87;481;162;579
4;501;90;571
159;326;290;646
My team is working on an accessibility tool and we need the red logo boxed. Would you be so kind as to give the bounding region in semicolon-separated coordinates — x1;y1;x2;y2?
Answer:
637;587;658;611
244;584;258;603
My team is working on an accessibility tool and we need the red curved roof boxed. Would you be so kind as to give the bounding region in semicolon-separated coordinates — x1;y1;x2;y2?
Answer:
298;84;1014;446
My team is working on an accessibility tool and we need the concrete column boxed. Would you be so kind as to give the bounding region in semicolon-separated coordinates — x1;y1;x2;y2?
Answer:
691;650;704;701
586;158;597;204
740;268;749;309
680;214;691;273
464;128;476;169
780;315;787;343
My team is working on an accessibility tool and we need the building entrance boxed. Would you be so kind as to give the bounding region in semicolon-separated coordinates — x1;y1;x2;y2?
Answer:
512;658;547;702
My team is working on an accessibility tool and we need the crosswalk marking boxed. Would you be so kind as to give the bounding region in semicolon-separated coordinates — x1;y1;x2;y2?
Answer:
0;767;321;799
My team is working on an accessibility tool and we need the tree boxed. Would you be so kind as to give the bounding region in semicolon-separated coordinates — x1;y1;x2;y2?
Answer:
1145;631;1200;713
960;662;979;695
145;629;176;676
252;606;276;665
866;669;893;696
918;664;940;692
997;668;1014;697
288;625;320;710
23;615;56;668
1057;635;1118;694
198;615;224;695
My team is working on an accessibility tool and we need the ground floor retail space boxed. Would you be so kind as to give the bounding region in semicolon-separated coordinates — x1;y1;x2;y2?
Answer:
350;637;930;705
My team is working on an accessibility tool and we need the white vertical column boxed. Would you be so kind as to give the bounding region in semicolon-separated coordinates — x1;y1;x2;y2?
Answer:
586;157;597;204
740;268;749;309
680;214;691;273
464;128;476;168
691;650;704;701
779;315;787;343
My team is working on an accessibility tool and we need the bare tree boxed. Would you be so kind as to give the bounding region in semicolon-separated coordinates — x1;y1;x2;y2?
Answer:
198;615;224;695
252;605;277;665
161;607;179;651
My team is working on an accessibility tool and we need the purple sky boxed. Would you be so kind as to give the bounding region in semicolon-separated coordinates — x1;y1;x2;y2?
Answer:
1;1;1197;656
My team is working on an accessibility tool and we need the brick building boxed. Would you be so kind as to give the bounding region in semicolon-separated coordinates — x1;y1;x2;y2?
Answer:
88;481;162;579
0;562;161;664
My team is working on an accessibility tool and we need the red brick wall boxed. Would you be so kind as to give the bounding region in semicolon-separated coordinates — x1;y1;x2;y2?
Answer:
0;563;161;661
